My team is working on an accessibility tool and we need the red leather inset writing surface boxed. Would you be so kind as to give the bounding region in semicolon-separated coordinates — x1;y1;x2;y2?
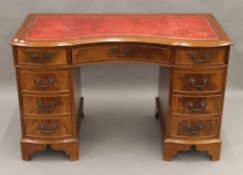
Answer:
23;15;218;40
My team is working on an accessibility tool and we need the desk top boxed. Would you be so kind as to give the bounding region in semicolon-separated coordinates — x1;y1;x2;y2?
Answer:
11;14;232;47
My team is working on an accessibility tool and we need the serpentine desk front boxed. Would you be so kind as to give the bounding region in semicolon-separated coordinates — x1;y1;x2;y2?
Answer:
11;14;232;161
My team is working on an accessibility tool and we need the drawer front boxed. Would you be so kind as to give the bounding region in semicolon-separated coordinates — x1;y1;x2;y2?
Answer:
170;118;219;138
175;48;226;65
24;118;72;138
19;70;71;93
173;71;225;93
22;95;71;115
16;48;67;65
172;95;222;116
72;44;171;64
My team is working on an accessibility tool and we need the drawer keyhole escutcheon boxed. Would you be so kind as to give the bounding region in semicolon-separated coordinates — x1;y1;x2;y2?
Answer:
31;52;53;63
34;78;55;88
111;47;130;57
38;122;58;133
37;100;57;112
191;52;211;63
186;101;207;112
189;78;208;88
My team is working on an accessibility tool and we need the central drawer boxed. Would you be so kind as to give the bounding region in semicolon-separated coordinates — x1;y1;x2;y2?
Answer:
72;44;171;64
22;94;72;116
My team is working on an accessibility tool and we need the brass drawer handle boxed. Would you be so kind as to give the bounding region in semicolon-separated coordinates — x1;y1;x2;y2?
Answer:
37;100;57;112
34;78;55;88
111;47;130;57
31;52;53;63
191;53;211;63
183;122;204;133
186;101;207;112
189;78;208;88
38;122;58;133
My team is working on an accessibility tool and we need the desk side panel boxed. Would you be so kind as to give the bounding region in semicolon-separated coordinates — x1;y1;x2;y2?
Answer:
158;66;172;138
70;67;81;138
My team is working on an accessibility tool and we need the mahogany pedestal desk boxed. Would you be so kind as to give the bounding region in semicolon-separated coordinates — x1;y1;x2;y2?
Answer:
11;14;232;161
